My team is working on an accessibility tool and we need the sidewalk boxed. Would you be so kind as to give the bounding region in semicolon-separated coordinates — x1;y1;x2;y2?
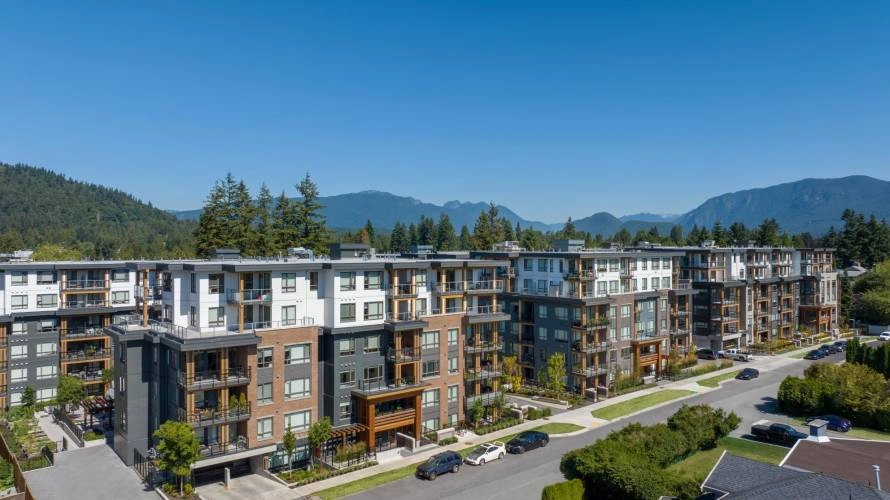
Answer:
294;346;812;497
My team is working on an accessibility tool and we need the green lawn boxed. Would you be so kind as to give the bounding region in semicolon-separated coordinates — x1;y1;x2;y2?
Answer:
590;389;695;421
791;418;890;441
528;422;584;435
790;350;811;359
697;371;740;388
668;437;788;482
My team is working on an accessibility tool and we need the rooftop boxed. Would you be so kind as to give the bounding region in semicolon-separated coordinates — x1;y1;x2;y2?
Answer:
782;438;890;488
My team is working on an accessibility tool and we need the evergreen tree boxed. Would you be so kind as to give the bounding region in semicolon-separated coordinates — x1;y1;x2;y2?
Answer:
500;218;515;241
712;222;730;247
562;217;577;239
669;225;684;245
295;173;328;255
255;184;275;256
272;191;299;251
407;223;419;247
754;218;781;246
472;210;492;250
390;222;408;253
613;228;632;245
514;222;522;241
194;177;232;257
363;220;375;245
647;225;660;242
458;225;473;250
488;203;503;244
436;214;457;250
231;179;258;255
418;216;437;246
729;222;748;244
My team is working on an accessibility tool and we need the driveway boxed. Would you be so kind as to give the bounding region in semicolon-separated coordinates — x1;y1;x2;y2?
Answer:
199;472;296;500
25;444;155;500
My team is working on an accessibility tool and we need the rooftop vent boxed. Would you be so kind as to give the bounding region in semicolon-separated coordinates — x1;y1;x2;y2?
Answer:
807;419;830;443
287;247;315;259
213;248;240;260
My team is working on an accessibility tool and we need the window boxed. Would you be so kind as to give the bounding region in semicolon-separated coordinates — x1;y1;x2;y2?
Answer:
642;259;648;271
340;303;356;322
555;307;568;320
36;365;57;380
339;401;352;420
641;278;648;290
662;277;671;289
257;383;273;404
662;258;671;269
415;271;427;287
652;259;660;270
9;393;21;407
284;344;310;365
609;280;619;293
422;389;439;408
257;347;273;368
620;305;631;318
112;269;129;282
281;273;296;293
285;410;311;432
363;365;383;381
340;272;356;291
208;307;225;327
422;360;439;378
36;389;55;402
11;272;27;286
337;339;355;356
36;271;56;285
448;356;458;374
339;370;355;387
597;282;606;295
537;279;547;292
11;369;26;383
285;378;311;400
415;298;427;315
11;296;27;310
448;385;459;403
632;279;638;291
424;418;440;432
364;271;382;290
190;273;196;293
208;274;224;294
554;329;569;342
660;298;669;312
621;326;630;340
537;259;547;272
523;259;533;271
35;343;54;356
422;331;439;349
537;305;548;319
11;323;26;335
309;272;318;291
363;302;383;320
448;328;459;346
36;293;58;308
281;305;296;326
189;306;197;327
112;291;129;304
364;335;380;353
538;327;548;341
621;347;632;359
450;413;458;426
257;417;273;440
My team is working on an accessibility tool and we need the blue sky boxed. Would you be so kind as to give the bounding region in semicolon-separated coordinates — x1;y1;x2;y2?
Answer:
1;1;888;222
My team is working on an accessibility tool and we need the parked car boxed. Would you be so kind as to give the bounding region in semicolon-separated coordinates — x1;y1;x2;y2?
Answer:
879;332;890;341
416;451;462;480
819;344;840;354
833;340;847;351
750;422;808;445
506;431;549;454
804;349;826;360
724;349;753;362
736;368;760;380
806;415;852;432
696;349;718;360
464;441;506;466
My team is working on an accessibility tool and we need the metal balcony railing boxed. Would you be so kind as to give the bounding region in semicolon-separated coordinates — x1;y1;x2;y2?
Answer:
389;284;418;297
433;282;464;294
465;366;502;381
226;288;273;304
61;350;110;362
466;280;504;293
464;340;503;353
572;366;608;377
386;311;428;322
178;368;252;390
62;299;110;310
573;341;611;353
64;280;109;290
180;403;251;427
198;436;249;460
465;304;506;317
134;286;163;302
354;376;423;394
386;347;419;363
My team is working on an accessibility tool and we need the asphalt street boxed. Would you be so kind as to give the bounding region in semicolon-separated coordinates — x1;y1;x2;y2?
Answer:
345;351;845;500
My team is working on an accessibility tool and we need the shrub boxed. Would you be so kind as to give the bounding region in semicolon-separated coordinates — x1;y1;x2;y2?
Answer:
334;441;367;463
182;483;194;496
541;479;584;500
439;437;458;446
527;408;543;420
542;407;553;418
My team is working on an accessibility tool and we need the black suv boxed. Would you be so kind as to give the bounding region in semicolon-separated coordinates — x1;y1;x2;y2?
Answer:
736;368;759;380
416;451;462;480
506;431;549;454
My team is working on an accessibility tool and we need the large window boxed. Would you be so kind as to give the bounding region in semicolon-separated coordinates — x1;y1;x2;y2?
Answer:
281;273;296;293
554;307;568;320
37;389;56;402
37;294;57;308
364;335;380;354
36;365;57;380
257;347;273;368
340;303;356;323
363;302;383;320
11;323;26;335
36;271;56;285
112;291;129;304
284;344;310;365
309;272;318;291
281;305;296;326
523;259;533;271
37;343;56;356
340;272;356;291
422;331;439;349
537;305;548;319
448;328;459;346
621;305;631;318
257;383;273;405
11;296;27;310
11;272;27;286
257;417;273;439
285;410;311;432
448;356;458;374
208;274;224;294
285;378;311;400
11;345;27;360
448;385;459;403
537;259;547;272
208;307;225;327
415;271;427;287
363;365;383;381
422;389;439;408
364;271;382;290
554;329;569;342
112;269;129;282
11;369;26;383
339;402;351;420
339;370;356;387
422;360;439;378
337;339;355;356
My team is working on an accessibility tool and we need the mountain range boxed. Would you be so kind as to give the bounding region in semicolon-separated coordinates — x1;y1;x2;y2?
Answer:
172;175;890;236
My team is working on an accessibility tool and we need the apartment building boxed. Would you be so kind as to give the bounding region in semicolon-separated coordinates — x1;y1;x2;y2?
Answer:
0;261;136;408
797;248;839;334
108;244;509;479
473;240;692;398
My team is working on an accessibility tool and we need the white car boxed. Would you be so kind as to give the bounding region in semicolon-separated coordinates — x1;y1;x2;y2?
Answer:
724;349;753;362
464;441;506;466
879;332;890;341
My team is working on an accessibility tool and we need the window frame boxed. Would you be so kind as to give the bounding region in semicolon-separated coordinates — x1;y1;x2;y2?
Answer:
257;347;273;369
340;303;356;323
281;273;297;293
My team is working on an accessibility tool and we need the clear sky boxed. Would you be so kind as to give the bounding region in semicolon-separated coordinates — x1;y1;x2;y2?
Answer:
1;1;888;222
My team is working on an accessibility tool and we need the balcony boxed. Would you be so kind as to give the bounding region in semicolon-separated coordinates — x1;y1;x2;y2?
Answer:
375;407;417;428
139;320;257;342
573;341;611;354
637;351;660;363
389;284;418;298
466;280;504;294
134;285;163;303
61;299;111;311
565;270;596;281
632;330;670;343
572;318;610;331
241;318;316;331
433;282;464;294
66;367;105;383
178;368;252;391
466;392;500;407
180;404;251;427
61;350;110;363
226;288;273;304
465;340;503;354
198;436;249;460
466;304;510;323
61;326;108;339
384;311;428;332
64;280;109;291
465;366;502;381
520;354;536;365
572;366;608;378
386;347;419;363
352;376;426;396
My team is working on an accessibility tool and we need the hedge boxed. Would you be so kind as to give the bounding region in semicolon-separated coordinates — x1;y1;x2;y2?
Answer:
541;479;584;500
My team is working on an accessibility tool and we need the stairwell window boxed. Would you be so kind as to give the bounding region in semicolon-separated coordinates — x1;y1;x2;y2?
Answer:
281;273;296;293
208;274;224;294
208;307;225;327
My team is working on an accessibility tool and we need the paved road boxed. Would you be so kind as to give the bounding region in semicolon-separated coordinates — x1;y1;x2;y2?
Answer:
346;351;844;500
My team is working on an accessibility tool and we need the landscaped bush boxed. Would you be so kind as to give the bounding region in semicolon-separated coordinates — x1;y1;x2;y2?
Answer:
749;339;794;353
334;441;367;463
475;417;520;435
160;482;197;498
0;458;14;490
438;437;458;446
542;407;552;418
84;430;105;441
277;461;378;486
527;408;544;420
541;479;584;500
560;404;739;500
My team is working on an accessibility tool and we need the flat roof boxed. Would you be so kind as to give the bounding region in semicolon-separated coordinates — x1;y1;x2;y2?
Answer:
783;438;890;488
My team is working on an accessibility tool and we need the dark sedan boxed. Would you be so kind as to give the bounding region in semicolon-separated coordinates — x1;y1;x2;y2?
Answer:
506;431;549;454
736;368;760;380
804;350;826;360
807;414;852;432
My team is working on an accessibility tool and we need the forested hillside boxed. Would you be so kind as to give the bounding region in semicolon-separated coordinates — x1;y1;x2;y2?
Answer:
0;163;195;258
